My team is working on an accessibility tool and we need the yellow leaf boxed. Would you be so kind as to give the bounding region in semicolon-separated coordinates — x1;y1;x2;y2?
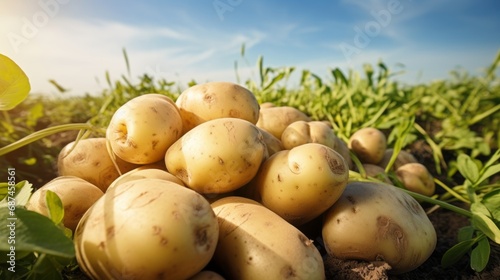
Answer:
0;54;31;110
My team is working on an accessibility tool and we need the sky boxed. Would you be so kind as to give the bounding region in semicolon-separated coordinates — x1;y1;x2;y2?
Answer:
1;0;499;96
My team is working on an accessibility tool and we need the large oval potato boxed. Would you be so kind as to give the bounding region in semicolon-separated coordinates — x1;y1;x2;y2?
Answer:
74;179;219;280
176;81;260;133
251;143;349;226
281;120;338;150
211;196;325;280
26;176;103;231
106;93;183;164
57;137;138;192
322;181;437;274
165;118;268;194
256;106;311;139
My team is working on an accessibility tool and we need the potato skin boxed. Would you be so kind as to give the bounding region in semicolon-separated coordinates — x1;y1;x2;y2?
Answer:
251;143;349;226
57;137;138;192
281;121;337;150
396;163;435;196
378;149;418;170
176;81;260;133
106;94;183;164
322;181;437;274
107;167;185;191
256;106;311;139
74;179;219;280
165;118;268;194
348;127;387;164
26;176;103;231
211;196;325;280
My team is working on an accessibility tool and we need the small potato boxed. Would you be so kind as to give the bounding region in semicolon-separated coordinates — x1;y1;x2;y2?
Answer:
396;163;435;196
348;127;387;164
211;196;325;280
256;106;311;139
334;137;354;170
281;121;338;150
176;81;260;133
259;102;275;109
251;143;349;226
361;163;393;185
257;127;284;156
57;137;138;192
26;176;103;231
322;181;437;274
165;118;268;194
378;149;418;170
188;270;225;280
74;179;219;280
107;167;185;191
106;93;183;164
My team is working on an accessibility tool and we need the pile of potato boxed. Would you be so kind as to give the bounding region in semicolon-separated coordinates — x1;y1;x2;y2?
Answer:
26;82;437;279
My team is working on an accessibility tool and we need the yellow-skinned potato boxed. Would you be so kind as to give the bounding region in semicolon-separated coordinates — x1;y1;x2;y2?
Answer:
378;149;418;170
26;176;103;231
348;127;387;164
74;179;219;280
165;118;268;194
256;106;311;139
251;143;349;226
106;93;183;164
211;196;325;280
361;163;393;185
257;127;284;156
334;137;354;170
107;167;185;191
322;181;436;274
396;163;435;196
57;137;138;192
188;270;225;280
176;81;260;133
281;120;338;150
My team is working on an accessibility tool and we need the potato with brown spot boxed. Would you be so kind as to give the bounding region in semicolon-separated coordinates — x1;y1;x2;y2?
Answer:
74;179;219;280
348;127;387;164
165;118;268;194
26;176;103;231
249;143;349;226
176;81;260;133
211;196;325;280
106;93;183;164
57;137;138;192
322;181;436;274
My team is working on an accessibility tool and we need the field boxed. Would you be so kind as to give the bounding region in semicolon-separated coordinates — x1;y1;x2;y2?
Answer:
1;50;500;279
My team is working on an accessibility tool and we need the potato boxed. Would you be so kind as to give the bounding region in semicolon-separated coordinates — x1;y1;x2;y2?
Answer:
256;106;311;139
378;149;418;170
165;118;268;194
259;102;275;109
106;93;183;164
322;181;437;274
250;143;349;226
334;137;354;170
176;81;260;133
57;137;138;192
188;270;225;280
348;127;387;164
396;163;435;196
74;179;218;280
281;120;338;150
107;167;185;191
361;163;393;184
26;176;103;231
257;126;284;156
211;196;325;280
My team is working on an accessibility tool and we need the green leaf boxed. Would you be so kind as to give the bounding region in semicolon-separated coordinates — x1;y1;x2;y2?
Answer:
0;54;31;110
470;236;490;272
0;207;75;258
45;190;64;226
482;189;500;221
472;213;500;244
456;153;480;183
441;239;476;267
457;226;475;242
477;163;500;186
0;180;33;208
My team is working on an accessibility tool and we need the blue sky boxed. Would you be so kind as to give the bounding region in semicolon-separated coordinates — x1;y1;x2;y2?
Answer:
1;0;499;96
